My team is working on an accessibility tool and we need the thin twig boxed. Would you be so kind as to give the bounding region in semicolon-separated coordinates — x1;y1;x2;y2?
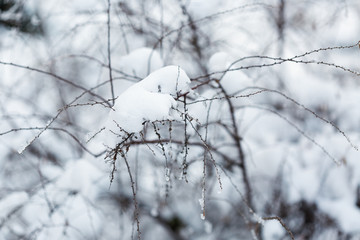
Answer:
192;42;360;81
0;61;110;106
262;216;295;240
122;154;141;240
107;0;115;106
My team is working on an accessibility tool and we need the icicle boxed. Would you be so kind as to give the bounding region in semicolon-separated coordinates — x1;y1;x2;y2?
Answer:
165;167;170;182
199;188;205;220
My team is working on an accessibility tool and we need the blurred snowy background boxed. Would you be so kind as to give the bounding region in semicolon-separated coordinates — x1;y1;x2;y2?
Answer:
1;0;360;239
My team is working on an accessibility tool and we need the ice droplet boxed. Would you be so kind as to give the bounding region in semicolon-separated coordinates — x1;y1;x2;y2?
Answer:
200;213;205;220
165;167;170;182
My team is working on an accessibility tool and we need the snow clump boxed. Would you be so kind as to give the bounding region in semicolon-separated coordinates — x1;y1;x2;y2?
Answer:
104;65;191;145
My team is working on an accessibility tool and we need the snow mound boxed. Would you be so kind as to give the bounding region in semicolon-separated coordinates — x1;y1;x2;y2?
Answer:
118;47;163;78
318;198;360;233
0;192;29;219
104;65;191;143
56;159;103;197
262;219;285;240
208;52;253;95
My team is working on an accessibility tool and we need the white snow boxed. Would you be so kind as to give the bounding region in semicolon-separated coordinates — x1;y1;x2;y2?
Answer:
318;198;360;233
150;207;159;217
104;65;191;143
262;219;285;240
117;47;164;78
208;52;253;95
56;159;103;198
187;0;228;18
2;0;360;239
289;165;320;203
0;192;29;219
204;220;213;233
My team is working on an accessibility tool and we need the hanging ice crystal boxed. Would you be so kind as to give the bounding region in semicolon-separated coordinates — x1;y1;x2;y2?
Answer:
165;167;170;182
199;193;205;220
